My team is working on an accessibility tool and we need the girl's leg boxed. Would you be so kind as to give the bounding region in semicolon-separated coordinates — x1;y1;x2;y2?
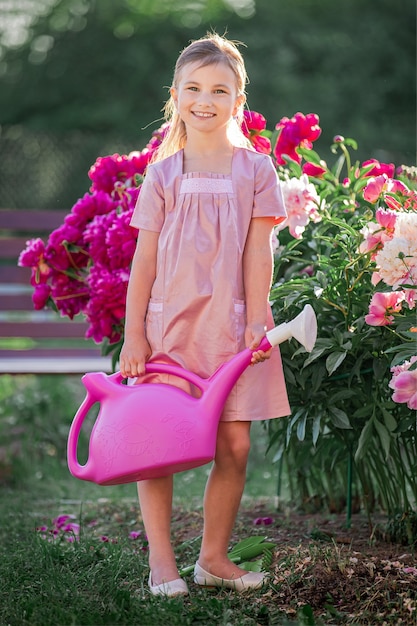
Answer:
198;420;251;579
137;475;179;584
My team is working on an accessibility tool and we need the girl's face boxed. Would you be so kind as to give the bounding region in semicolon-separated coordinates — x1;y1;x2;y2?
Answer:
171;61;244;137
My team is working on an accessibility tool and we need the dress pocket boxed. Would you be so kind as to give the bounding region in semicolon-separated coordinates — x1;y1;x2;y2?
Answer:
232;298;246;348
146;299;164;350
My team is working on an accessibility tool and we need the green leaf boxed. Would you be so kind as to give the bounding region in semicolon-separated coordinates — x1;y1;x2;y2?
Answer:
355;419;374;461
312;414;321;445
228;537;275;564
344;137;358;150
380;407;397;432
297;414;307;441
297;604;316;625
297;146;323;164
326;351;347;375
239;559;263;572
373;419;392;459
329;406;352;429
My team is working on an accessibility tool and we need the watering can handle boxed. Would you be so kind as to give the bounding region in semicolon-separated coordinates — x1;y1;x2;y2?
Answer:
107;361;211;393
67;388;98;477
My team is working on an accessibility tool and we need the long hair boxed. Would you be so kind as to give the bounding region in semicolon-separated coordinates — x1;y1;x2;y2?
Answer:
153;33;251;163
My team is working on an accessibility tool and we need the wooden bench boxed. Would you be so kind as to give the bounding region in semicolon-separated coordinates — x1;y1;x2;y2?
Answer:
0;209;113;374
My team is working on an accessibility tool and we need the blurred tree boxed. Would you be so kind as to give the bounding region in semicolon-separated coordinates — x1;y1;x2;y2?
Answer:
0;0;415;208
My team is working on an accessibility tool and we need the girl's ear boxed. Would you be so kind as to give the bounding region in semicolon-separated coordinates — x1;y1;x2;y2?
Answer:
170;86;178;107
233;93;246;117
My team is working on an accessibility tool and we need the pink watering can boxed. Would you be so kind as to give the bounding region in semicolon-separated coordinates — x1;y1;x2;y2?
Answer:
67;304;317;486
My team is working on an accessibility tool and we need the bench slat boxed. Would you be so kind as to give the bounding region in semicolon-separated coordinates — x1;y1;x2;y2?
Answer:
0;266;31;284
0;356;113;375
0;209;68;231
0;347;102;358
0;294;34;310
0;321;91;339
0;237;37;258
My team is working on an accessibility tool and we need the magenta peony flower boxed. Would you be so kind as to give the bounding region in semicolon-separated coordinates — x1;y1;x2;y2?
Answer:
68;191;118;225
51;274;90;319
241;110;271;154
302;161;327;178
365;291;405;326
362;159;395;179
106;209;137;269
18;237;46;268
44;223;86;272
242;110;267;134
85;266;130;343
251;134;271;154
89;153;135;194
274;112;321;166
32;283;51;310
145;122;170;152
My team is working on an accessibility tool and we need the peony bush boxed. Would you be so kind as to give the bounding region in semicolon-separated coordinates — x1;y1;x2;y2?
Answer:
19;110;417;520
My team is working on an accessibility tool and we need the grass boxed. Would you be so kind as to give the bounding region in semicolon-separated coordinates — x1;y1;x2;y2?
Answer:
0;374;293;626
1;374;416;625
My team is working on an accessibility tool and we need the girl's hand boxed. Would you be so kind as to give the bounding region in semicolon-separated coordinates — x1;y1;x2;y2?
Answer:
245;323;272;365
119;335;152;378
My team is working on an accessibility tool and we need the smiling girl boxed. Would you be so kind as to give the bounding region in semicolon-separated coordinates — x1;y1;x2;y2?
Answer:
120;32;290;597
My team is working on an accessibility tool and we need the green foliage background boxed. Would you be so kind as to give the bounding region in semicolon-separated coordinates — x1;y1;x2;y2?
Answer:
0;0;415;209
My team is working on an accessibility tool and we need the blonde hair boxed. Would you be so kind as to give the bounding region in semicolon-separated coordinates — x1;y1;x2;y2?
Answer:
153;32;251;162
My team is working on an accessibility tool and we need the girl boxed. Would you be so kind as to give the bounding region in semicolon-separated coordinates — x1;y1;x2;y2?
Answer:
120;32;290;597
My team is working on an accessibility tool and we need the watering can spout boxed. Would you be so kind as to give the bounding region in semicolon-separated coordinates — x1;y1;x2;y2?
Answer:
265;304;317;353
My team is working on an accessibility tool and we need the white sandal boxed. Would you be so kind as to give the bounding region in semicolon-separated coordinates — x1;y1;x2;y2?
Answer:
148;572;189;597
193;562;266;592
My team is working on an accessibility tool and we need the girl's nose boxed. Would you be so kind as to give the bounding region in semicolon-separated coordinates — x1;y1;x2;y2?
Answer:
197;91;212;106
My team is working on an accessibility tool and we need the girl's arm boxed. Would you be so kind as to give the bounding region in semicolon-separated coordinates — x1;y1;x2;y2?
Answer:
242;216;275;364
119;229;159;377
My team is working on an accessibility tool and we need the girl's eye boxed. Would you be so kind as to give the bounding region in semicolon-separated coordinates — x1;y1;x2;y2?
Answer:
187;86;198;91
214;89;226;94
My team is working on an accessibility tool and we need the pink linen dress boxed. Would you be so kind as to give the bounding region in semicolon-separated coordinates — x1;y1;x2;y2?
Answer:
130;146;291;421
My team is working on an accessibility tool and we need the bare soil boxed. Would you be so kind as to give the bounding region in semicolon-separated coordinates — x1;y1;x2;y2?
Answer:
171;502;417;624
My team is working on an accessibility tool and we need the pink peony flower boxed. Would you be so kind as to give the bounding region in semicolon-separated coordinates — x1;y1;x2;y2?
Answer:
274;112;321;166
389;356;417;410
276;175;322;238
375;237;417;288
404;289;417;308
363;174;388;203
365;291;405;326
359;208;397;258
129;530;143;540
